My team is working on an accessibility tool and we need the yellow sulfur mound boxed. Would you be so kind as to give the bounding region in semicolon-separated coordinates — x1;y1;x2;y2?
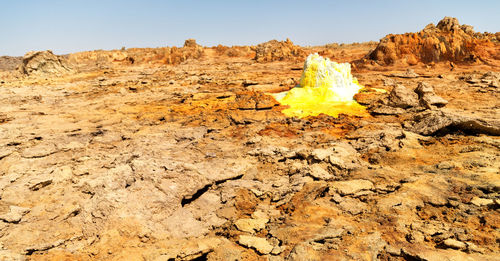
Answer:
272;53;367;118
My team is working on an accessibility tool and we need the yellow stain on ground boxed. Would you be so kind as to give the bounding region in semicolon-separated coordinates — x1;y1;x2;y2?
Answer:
272;53;367;118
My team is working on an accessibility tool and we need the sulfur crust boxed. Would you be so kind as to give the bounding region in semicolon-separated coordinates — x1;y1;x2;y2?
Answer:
273;53;367;118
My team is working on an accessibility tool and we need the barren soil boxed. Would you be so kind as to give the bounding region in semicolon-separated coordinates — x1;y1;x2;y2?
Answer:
0;35;499;260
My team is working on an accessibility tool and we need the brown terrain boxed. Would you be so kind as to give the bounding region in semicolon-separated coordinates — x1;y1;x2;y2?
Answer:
0;17;498;260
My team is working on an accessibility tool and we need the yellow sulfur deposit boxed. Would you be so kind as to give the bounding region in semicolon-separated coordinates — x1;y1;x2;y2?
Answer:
272;53;367;118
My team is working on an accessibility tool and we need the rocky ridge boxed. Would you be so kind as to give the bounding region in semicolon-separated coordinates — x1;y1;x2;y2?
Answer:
363;17;500;66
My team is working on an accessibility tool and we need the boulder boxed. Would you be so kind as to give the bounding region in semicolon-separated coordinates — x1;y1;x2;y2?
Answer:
405;110;500;136
19;50;72;76
415;82;448;109
388;85;419;108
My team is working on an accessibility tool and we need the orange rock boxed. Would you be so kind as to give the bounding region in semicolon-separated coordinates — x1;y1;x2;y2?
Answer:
364;17;500;65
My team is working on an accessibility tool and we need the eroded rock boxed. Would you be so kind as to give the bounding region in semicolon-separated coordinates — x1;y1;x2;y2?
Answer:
254;39;305;62
415;82;448;109
238;235;274;255
0;206;30;223
234;218;268;233
364;17;498;65
405;110;500;136
19;50;72;76
388;85;419;109
330;179;374;196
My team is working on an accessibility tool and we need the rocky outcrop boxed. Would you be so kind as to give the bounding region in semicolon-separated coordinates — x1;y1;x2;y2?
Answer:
66;39;205;71
369;82;447;114
183;38;200;48
405;110;500;136
0;56;22;71
415;82;448;109
364;17;500;65
19;50;72;76
213;45;253;58
254;39;305;62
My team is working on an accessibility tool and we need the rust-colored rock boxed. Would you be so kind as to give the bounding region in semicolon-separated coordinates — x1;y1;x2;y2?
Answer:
365;17;500;65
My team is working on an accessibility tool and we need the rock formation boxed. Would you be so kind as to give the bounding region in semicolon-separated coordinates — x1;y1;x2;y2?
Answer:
65;43;205;71
0;56;22;71
254;39;305;62
365;17;500;65
183;38;200;48
19;50;72;76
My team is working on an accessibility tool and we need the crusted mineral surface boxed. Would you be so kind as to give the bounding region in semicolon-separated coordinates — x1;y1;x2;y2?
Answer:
0;18;499;260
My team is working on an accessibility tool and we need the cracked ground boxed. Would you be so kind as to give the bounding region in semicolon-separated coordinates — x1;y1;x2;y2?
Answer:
0;44;499;261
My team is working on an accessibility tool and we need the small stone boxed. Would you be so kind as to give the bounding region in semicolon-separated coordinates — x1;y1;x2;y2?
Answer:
234;218;268;233
28;177;53;191
442;238;466;250
415;82;448;108
271;246;282;255
436;161;454;170
330;193;343;203
447;199;460;207
470;197;494;207
312;228;344;242
331;179;374;195
388;85;419;109
251;210;268;220
338;198;366;215
385;245;401;256
242;80;258;87
0;206;30;223
250;189;264;197
308;164;333;180
407;231;424;243
238;235;273;255
311;148;332;161
466;242;484;253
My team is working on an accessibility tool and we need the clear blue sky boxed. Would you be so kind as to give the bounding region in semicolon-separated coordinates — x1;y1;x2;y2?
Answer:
1;0;499;56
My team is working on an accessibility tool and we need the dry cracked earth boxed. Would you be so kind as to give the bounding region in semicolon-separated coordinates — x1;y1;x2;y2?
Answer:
0;22;499;261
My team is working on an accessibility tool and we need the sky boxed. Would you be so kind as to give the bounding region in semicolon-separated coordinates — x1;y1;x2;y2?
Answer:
1;0;499;56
